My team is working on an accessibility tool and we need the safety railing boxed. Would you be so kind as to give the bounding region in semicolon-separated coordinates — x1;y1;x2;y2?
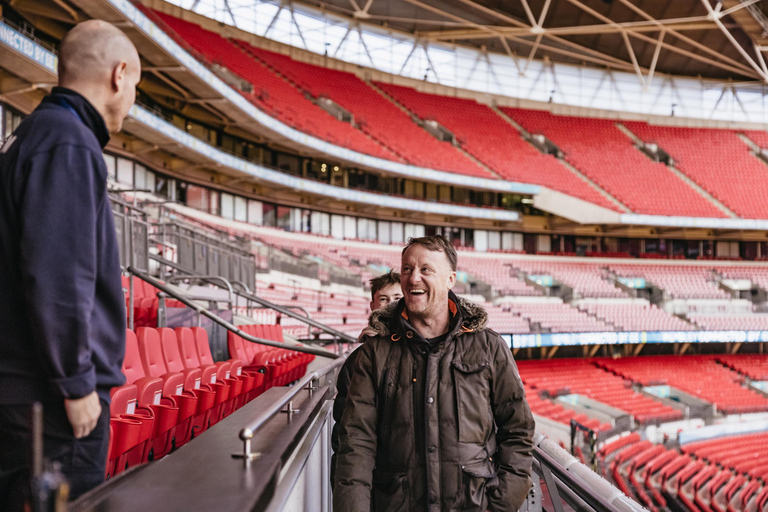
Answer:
529;434;646;512
233;356;345;461
128;266;340;359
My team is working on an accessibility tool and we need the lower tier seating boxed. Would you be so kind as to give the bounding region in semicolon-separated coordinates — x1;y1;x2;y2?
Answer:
108;321;311;478
597;432;768;512
517;359;682;424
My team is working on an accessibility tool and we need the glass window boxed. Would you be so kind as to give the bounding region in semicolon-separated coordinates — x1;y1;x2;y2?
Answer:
391;222;404;244
263;203;276;227
488;231;501;251
276;206;292;230
378;221;391;244
186;184;209;211
220;193;234;219
344;216;357;240
331;215;344;239
234;196;247;222
116;158;133;186
475;230;488;252
248;200;263;225
103;154;116;180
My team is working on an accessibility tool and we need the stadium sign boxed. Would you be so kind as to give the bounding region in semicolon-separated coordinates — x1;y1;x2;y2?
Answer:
511;330;768;348
0;22;57;72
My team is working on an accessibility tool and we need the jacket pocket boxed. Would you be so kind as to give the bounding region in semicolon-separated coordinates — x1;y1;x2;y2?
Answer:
452;361;492;444
372;470;409;512
458;460;498;511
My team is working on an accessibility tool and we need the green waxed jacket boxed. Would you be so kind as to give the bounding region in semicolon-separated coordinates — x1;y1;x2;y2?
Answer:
333;292;535;512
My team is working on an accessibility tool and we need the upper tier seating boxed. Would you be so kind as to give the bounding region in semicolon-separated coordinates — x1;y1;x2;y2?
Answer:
375;82;618;210
236;43;492;178
624;122;768;219
482;303;532;334
579;302;694;332
719;266;768;293
689;315;768;331
595;355;768;414
510;260;626;298
504;109;725;217
610;263;730;299
508;302;611;333
744;130;768;149
458;256;542;296
517;359;682;423
152;12;399;162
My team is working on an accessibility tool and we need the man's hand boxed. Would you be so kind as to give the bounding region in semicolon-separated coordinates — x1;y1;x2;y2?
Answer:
64;391;101;439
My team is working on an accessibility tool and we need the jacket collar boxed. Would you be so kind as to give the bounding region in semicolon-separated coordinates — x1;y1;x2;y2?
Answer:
42;87;111;148
368;290;489;340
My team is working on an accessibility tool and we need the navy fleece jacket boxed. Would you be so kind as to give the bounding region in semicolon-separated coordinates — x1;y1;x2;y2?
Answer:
0;87;126;404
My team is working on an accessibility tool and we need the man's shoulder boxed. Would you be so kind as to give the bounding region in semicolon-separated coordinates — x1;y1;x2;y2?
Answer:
17;105;101;155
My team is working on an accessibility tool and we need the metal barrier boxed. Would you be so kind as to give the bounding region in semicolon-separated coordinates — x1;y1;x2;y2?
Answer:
233;357;345;461
128;267;341;359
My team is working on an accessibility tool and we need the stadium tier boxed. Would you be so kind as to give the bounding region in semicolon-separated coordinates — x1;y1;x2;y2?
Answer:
374;82;618;209
610;263;730;300
716;354;768;380
151;11;400;162
144;11;768;222
624;122;768;219
236;42;492;178
517;359;683;424
503;108;726;217
595;355;768;414
578;302;695;332
599;431;768;512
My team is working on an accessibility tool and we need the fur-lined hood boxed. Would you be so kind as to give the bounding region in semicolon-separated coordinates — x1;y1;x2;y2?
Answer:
368;292;488;337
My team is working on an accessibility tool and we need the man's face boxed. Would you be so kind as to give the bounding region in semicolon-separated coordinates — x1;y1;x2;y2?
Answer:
370;283;403;312
401;244;456;321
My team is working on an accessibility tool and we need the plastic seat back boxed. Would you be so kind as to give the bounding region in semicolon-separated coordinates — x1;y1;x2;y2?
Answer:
228;331;249;365
191;327;216;366
123;329;147;384
175;327;203;369
136;327;169;378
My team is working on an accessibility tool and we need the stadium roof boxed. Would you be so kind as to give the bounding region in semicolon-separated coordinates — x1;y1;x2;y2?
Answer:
256;0;768;83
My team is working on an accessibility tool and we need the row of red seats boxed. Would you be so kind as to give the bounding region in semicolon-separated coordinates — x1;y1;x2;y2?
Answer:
121;276;184;328
109;327;252;477
595;355;768;414
108;322;314;478
598;433;768;512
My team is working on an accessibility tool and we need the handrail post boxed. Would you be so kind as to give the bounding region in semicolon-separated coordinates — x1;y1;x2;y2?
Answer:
157;292;167;328
128;274;135;331
232;428;260;460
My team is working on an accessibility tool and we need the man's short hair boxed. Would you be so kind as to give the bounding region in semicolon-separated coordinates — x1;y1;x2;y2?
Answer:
402;235;457;271
370;270;401;300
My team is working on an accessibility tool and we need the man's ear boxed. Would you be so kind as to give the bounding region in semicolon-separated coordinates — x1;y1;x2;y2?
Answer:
447;271;456;290
111;61;127;92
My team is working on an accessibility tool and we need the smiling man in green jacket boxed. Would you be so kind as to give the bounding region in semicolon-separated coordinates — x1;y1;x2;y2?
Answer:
334;235;535;512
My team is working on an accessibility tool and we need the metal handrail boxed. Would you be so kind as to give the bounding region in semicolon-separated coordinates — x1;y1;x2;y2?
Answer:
128;267;340;359
533;443;642;512
149;253;354;343
233;356;345;461
228;287;356;344
167;274;235;311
